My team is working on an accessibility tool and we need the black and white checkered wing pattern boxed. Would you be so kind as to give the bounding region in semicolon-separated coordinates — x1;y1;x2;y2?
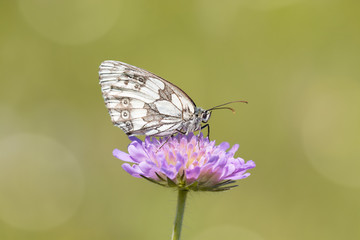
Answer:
99;60;196;136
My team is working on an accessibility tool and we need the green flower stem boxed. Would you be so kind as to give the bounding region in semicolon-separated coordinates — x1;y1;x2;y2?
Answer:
171;189;188;240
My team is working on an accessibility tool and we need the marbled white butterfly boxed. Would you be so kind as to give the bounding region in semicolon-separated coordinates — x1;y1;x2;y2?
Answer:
99;60;247;137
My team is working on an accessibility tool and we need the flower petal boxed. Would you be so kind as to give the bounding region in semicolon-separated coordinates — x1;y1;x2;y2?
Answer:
129;136;142;144
128;142;149;163
113;149;135;163
122;163;142;177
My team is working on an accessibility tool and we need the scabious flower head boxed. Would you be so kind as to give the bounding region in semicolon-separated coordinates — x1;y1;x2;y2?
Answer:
113;133;255;191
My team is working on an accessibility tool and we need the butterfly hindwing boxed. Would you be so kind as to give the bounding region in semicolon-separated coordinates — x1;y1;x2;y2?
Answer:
99;60;196;136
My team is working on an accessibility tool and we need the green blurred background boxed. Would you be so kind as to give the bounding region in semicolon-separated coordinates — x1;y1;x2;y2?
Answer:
1;0;360;239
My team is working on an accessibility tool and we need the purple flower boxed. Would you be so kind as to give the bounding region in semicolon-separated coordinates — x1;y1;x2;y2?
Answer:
113;133;255;191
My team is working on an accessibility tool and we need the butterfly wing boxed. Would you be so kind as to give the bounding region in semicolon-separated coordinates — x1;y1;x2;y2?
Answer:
99;60;196;136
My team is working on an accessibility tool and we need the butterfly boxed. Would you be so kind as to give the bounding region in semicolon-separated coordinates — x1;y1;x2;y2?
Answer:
99;60;247;137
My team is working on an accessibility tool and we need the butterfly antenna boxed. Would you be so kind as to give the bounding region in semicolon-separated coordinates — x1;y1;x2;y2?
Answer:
210;107;236;113
207;100;248;112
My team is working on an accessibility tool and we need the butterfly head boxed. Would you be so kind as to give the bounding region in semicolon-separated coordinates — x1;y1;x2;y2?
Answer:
201;110;212;123
194;107;212;123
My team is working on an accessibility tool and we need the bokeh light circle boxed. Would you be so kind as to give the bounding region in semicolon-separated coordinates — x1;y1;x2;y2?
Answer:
0;133;84;231
17;0;120;45
189;225;264;240
0;105;18;136
301;80;360;188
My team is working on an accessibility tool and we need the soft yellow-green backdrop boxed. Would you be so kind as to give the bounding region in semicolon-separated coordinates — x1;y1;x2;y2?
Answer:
1;0;359;239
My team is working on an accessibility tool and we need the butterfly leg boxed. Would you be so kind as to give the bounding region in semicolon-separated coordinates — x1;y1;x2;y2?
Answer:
201;124;210;140
156;135;174;152
176;129;187;135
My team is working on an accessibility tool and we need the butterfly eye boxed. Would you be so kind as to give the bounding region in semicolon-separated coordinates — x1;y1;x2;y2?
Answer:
202;111;211;123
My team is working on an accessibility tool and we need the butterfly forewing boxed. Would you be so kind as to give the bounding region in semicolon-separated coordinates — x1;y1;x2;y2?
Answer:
99;60;197;136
